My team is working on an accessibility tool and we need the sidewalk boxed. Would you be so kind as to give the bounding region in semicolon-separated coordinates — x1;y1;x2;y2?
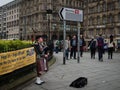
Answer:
17;52;120;90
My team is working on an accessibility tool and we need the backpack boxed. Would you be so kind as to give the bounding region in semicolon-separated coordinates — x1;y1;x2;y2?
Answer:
79;39;83;46
56;40;59;45
97;38;103;47
90;40;96;48
69;77;88;88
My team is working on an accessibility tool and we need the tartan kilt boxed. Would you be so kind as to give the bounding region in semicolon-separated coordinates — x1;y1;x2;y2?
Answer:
36;57;48;75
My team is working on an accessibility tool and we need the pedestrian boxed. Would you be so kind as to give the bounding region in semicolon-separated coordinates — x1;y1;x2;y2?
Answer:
70;35;77;59
88;37;97;59
65;36;70;60
103;40;108;54
54;39;59;53
46;40;54;56
80;35;86;57
97;34;104;61
34;35;49;85
107;35;115;59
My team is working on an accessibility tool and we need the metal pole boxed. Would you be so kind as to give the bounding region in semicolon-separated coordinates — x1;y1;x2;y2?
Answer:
24;16;26;40
77;22;81;63
48;17;50;41
63;20;66;65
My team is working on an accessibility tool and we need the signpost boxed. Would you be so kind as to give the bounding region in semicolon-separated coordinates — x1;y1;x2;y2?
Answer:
59;7;83;22
59;7;83;64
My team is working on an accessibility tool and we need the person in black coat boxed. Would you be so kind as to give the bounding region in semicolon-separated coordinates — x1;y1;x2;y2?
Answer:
79;35;86;57
70;35;77;59
88;37;97;59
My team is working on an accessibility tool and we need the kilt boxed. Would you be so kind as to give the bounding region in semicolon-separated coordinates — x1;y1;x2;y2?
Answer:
36;57;48;76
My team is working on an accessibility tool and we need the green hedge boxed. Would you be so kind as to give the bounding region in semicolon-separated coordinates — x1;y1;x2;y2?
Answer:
0;40;33;53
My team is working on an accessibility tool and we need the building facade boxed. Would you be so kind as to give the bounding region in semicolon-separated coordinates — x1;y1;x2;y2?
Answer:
6;0;21;40
83;0;120;47
1;0;120;48
19;0;83;40
0;6;7;39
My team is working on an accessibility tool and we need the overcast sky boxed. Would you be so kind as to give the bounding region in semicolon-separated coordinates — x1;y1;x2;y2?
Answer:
0;0;14;6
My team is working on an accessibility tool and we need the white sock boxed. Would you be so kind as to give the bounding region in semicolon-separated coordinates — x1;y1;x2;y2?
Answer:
44;59;47;70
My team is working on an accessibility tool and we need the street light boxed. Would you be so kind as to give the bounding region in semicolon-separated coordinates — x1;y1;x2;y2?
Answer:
20;29;23;40
46;9;52;41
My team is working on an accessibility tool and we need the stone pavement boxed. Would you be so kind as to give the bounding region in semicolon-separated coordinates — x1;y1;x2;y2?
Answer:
17;52;120;90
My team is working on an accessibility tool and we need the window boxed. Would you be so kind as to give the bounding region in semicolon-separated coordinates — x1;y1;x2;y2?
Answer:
109;28;114;35
118;0;120;8
118;27;120;34
69;0;72;6
102;15;107;24
89;16;93;25
108;3;115;11
118;13;120;22
97;5;100;12
96;29;100;35
66;0;69;5
89;29;94;37
102;29;105;35
102;2;107;12
42;14;47;20
97;16;100;25
62;0;64;3
108;14;114;23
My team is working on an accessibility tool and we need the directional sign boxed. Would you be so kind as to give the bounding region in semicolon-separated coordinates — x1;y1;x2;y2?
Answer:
59;7;83;22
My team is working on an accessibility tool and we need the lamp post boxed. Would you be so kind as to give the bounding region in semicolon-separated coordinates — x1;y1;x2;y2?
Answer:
20;29;23;40
46;9;52;41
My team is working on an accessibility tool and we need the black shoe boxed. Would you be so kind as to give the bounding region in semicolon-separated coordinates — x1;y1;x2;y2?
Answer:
35;81;45;85
100;58;103;62
91;56;92;59
66;58;69;60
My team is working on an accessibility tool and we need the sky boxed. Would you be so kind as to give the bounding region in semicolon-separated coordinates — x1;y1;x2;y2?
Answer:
0;0;14;6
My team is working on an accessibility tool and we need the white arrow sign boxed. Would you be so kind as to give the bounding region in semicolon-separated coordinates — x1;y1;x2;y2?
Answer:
59;7;83;22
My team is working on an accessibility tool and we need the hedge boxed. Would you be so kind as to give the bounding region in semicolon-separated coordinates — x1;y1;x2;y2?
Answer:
0;40;32;53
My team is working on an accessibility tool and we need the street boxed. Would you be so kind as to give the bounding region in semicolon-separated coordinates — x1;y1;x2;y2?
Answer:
17;52;120;90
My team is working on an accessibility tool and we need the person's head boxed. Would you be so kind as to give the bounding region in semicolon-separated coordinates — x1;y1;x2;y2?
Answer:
91;36;94;39
66;36;70;40
110;35;113;39
80;35;83;39
36;35;43;43
73;35;76;39
109;35;113;42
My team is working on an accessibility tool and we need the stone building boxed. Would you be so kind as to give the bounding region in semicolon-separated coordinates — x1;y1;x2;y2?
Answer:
19;0;83;40
1;0;120;48
83;0;120;47
0;6;7;39
6;0;21;40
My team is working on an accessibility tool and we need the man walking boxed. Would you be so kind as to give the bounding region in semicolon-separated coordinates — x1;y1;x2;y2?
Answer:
97;34;104;61
70;35;77;59
88;37;97;59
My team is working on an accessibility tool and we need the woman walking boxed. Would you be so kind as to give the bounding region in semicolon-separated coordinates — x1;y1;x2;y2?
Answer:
108;35;115;59
65;36;70;60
